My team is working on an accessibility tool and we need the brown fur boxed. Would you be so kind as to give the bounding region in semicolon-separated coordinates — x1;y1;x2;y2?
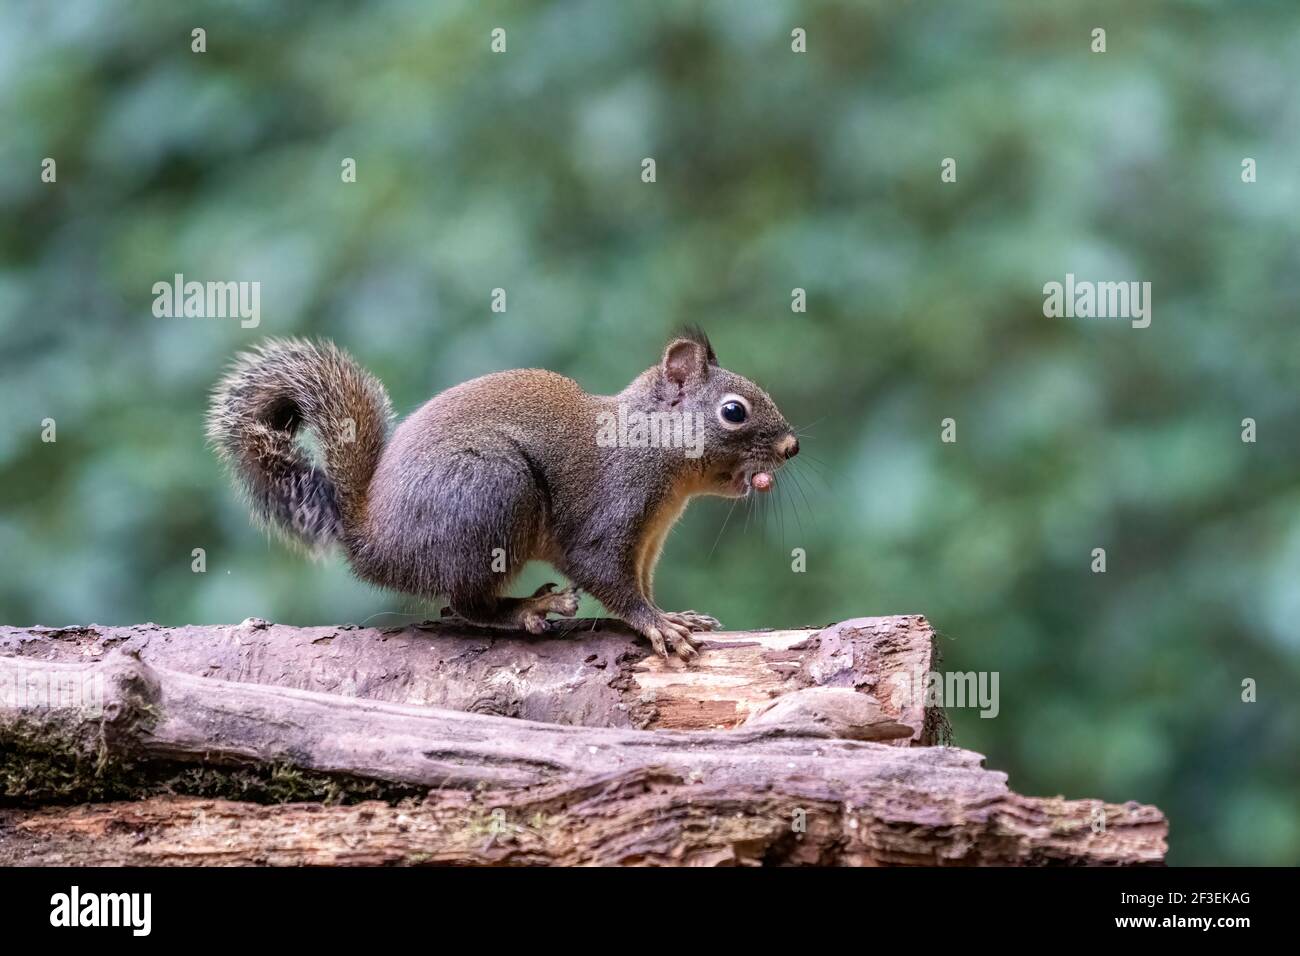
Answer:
207;332;797;661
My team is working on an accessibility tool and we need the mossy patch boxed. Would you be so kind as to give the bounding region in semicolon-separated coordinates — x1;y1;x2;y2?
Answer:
0;718;424;807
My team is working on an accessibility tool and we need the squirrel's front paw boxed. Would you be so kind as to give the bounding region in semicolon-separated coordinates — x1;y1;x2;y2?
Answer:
662;610;721;632
641;615;701;663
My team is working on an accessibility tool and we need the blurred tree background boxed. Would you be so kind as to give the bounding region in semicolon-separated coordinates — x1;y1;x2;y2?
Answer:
1;0;1297;864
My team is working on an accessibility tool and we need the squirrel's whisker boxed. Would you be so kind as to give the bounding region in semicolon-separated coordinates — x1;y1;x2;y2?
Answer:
708;496;741;559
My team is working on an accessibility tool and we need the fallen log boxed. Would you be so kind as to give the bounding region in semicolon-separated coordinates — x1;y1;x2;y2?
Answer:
0;652;1167;864
0;774;1167;866
0;616;946;743
0;651;910;801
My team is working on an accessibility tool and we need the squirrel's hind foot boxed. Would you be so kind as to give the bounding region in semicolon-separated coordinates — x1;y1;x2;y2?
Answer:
528;582;581;616
443;584;581;635
520;583;581;633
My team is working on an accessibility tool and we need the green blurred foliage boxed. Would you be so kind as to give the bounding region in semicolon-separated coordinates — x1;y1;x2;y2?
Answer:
1;0;1297;864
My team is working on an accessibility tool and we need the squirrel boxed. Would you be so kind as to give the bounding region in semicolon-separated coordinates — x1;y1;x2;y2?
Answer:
206;329;799;661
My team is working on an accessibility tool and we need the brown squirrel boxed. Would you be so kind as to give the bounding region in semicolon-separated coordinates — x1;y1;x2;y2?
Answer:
206;330;798;661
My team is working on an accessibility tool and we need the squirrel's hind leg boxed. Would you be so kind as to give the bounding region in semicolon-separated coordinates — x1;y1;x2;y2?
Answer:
448;583;580;635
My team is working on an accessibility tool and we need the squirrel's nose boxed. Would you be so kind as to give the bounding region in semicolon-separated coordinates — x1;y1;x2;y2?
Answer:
777;435;799;460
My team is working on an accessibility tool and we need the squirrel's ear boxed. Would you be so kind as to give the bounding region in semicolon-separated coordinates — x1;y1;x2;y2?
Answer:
662;338;710;389
662;328;716;388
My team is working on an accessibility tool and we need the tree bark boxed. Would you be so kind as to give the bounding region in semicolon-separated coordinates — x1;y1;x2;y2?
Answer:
0;652;1166;865
0;616;945;743
0;777;1166;867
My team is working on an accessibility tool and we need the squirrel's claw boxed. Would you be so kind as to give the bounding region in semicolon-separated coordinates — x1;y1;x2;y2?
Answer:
643;616;702;663
663;610;721;633
671;635;700;662
645;627;669;658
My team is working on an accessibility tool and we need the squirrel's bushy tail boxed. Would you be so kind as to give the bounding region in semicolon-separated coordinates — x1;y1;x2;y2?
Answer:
206;338;394;551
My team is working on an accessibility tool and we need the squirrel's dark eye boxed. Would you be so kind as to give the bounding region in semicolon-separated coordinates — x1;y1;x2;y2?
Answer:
720;401;747;424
